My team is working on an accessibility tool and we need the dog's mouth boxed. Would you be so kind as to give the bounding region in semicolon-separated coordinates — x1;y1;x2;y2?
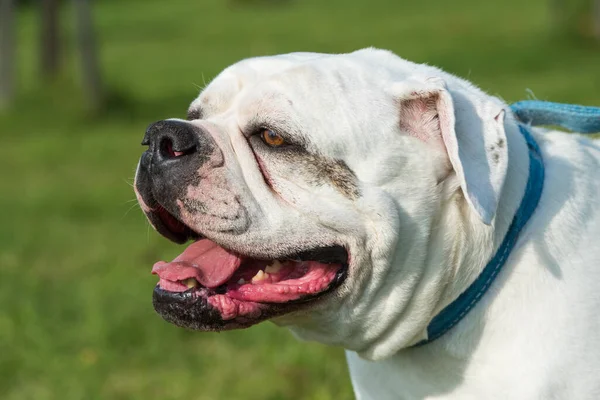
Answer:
148;206;348;331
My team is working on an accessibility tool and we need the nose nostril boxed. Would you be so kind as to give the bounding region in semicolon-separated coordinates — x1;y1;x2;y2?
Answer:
159;138;196;159
161;138;176;158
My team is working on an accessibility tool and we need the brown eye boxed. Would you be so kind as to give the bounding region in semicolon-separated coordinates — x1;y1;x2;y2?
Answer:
260;129;285;147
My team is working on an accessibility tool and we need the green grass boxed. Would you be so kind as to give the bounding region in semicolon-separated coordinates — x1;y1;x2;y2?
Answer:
1;0;599;398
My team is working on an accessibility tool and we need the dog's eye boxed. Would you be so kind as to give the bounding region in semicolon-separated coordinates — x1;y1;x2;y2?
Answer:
260;129;285;147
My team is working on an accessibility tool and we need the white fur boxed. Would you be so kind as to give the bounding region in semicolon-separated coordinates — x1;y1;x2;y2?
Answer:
187;49;600;399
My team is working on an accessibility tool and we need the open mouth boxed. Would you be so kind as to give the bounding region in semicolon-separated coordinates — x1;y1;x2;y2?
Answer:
148;205;348;330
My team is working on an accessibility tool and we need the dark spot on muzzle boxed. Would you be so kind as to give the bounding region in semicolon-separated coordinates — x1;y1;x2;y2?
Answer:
138;120;220;220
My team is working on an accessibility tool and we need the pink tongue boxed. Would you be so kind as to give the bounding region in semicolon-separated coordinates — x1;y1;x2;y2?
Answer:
152;239;242;288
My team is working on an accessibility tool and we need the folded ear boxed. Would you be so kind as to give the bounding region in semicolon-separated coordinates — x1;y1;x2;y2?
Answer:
391;77;508;225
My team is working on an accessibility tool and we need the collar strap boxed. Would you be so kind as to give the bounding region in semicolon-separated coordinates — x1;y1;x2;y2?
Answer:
416;100;600;346
415;124;544;346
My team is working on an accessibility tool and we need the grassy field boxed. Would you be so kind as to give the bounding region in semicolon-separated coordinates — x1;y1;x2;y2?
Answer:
1;0;599;398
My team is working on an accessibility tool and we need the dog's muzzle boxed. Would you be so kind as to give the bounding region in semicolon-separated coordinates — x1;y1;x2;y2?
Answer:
135;120;219;242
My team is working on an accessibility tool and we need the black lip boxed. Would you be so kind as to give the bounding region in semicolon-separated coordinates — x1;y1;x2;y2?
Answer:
135;166;200;244
152;256;348;331
153;286;229;331
288;245;348;264
147;207;197;244
154;206;203;244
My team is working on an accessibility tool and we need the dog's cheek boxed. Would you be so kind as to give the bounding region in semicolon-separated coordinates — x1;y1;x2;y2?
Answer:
253;145;360;202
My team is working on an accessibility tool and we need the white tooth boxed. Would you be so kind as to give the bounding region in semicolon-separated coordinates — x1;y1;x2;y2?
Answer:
252;270;264;282
237;278;246;285
251;270;270;282
184;278;198;288
265;260;282;274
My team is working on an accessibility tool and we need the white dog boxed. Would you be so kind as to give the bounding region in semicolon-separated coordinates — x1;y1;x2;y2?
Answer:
134;48;600;399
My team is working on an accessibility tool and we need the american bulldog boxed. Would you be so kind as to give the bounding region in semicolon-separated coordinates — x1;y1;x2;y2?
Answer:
134;48;600;399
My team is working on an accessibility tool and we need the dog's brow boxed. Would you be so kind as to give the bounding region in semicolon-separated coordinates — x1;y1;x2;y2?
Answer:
187;108;203;121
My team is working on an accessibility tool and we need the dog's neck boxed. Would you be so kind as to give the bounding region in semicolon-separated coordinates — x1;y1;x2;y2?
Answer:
347;117;531;360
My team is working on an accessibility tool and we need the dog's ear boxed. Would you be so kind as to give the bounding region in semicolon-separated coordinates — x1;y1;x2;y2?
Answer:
392;76;508;225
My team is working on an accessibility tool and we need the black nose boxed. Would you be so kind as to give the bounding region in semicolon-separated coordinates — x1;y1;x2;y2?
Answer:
142;120;199;166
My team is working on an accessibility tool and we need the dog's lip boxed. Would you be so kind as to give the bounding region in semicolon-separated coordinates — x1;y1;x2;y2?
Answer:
153;206;202;244
152;262;348;331
139;193;202;244
147;215;349;327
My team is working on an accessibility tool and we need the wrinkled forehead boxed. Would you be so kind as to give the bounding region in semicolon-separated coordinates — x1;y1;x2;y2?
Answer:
189;52;337;117
187;52;398;155
190;53;390;118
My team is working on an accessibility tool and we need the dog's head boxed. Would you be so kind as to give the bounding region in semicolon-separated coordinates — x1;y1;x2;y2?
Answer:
134;49;514;358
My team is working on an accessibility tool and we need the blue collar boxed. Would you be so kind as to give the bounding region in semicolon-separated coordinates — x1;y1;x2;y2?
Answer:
416;100;600;346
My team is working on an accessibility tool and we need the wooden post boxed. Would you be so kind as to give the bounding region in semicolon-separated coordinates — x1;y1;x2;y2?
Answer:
0;0;15;109
40;0;61;80
73;0;103;111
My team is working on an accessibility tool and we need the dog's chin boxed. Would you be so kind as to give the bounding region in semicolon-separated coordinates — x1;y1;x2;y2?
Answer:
144;200;349;332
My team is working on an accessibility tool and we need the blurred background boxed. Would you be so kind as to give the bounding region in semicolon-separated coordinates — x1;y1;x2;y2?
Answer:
0;0;598;398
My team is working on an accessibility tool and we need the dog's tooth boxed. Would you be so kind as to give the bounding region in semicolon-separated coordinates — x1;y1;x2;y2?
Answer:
251;270;264;282
183;278;198;289
251;270;270;283
265;260;282;274
238;278;246;285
